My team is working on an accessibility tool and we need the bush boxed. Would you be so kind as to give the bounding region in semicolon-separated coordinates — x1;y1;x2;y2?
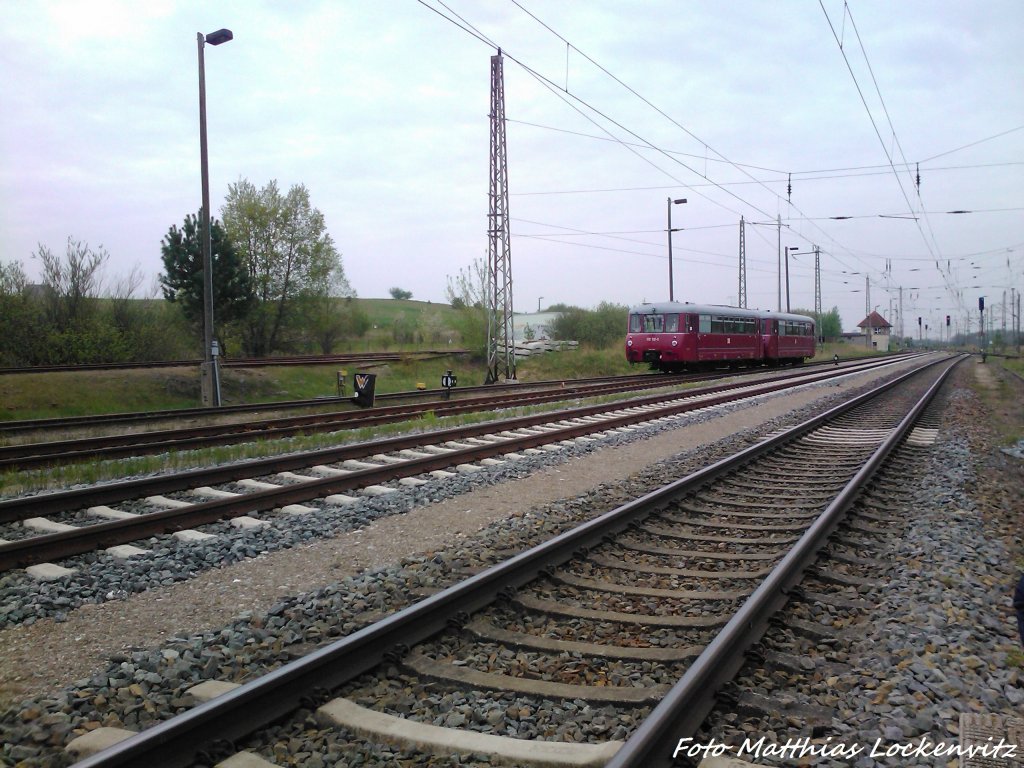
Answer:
551;302;628;347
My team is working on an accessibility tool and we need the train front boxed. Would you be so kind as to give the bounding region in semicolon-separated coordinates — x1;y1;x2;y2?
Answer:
625;302;692;370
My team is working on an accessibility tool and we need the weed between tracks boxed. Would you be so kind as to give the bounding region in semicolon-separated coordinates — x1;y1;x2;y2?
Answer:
0;383;693;496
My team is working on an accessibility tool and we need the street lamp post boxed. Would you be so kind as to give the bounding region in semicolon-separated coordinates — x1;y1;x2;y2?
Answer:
538;296;543;313
784;246;799;312
197;27;233;407
666;197;687;302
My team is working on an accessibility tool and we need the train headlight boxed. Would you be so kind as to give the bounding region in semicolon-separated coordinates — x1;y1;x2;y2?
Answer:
627;338;633;346
671;339;678;347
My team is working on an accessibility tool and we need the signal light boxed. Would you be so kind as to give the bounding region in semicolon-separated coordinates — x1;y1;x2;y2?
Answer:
946;315;950;326
978;297;985;312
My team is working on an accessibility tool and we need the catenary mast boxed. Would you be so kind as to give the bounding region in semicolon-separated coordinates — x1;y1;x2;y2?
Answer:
486;50;515;383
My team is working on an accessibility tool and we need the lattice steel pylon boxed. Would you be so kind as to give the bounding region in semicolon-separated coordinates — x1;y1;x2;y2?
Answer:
486;50;515;383
738;216;747;308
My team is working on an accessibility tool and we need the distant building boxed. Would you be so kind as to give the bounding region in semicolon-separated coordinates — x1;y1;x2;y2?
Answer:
856;310;892;350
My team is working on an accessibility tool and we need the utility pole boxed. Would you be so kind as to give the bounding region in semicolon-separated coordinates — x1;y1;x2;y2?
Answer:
776;215;782;312
486;50;515;383
784;247;792;313
899;286;904;341
865;275;870;319
979;296;985;355
738;216;747;308
813;246;821;347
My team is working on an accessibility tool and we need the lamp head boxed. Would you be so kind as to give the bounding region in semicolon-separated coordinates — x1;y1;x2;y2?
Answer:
205;28;233;45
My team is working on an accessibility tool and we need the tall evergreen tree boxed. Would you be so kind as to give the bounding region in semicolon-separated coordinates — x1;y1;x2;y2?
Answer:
159;210;254;353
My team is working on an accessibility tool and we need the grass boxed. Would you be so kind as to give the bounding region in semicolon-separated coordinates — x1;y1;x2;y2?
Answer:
0;338;900;423
0;371;697;494
0;368;202;421
970;357;1024;448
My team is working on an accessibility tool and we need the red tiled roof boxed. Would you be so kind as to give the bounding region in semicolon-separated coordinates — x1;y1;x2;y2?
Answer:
857;311;891;329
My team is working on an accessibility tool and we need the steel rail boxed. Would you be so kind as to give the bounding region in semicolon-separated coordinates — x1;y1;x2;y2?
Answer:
0;355;910;437
70;357;949;768
0;377;690;468
0;372;672;436
0;356;908;529
604;355;965;768
0;358;906;473
0;350;468;376
0;359;901;570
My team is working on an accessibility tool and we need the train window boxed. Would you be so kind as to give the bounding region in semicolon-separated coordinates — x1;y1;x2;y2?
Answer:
666;314;679;332
699;314;711;333
643;315;664;332
708;315;755;334
779;320;812;336
629;314;642;333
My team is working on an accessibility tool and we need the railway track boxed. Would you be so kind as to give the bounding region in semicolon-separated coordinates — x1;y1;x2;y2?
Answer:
0;350;469;377
0;373;690;469
61;354;961;767
0;359;905;475
0;372;658;438
0;355;915;574
0;357;895;441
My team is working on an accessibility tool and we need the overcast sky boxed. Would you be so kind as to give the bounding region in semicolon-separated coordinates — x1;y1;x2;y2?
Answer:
2;1;1021;334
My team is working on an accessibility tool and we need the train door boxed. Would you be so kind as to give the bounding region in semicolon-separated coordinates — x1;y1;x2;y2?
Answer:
681;313;697;361
762;318;778;360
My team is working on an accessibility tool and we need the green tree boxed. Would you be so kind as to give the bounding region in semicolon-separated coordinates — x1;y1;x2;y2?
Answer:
159;210;255;352
445;258;487;309
0;259;44;365
222;179;349;355
551;302;627;347
444;258;488;358
389;287;413;300
819;306;842;339
33;238;126;364
36;237;107;328
793;305;842;339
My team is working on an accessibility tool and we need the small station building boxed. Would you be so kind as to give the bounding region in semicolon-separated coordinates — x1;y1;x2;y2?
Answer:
856;310;892;350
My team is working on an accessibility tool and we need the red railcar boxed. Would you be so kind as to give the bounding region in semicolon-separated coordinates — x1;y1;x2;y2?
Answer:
760;312;817;364
625;302;815;372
